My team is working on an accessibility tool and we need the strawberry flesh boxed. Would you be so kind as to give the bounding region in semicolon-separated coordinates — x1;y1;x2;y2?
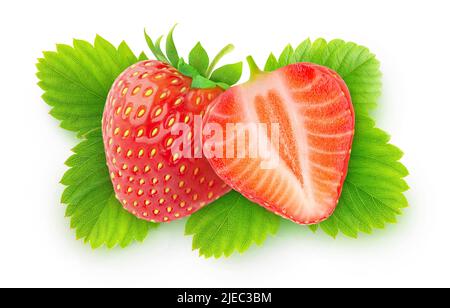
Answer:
203;63;355;225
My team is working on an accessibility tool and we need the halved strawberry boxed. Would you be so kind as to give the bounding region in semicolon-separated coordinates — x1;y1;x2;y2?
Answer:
203;57;355;225
102;28;242;222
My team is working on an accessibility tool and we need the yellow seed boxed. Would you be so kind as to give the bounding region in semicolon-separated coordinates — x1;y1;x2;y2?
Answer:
125;106;132;116
195;97;202;105
122;164;128;170
180;201;186;208
208;180;214;187
208;192;214;199
112;158;117;165
132;72;139;77
179;165;186;174
180;87;187;93
123;130;130;137
137;108;146;118
166;138;174;147
117;80;124;87
138;149;144;158
194;168;200;176
185;188;192;194
167;118;175;127
152;178;158;185
167;207;173;213
114;127;120;135
143;212;148;217
187;207;193;212
165;174;172;181
155;74;163;80
116;146;122;154
150;148;157;157
172;153;180;162
171;78;180;84
127;187;133;193
133;201;138;207
160;92;168;99
187;132;193;140
144;165;151;173
128;177;134;182
122;87;128;96
138;189;144;196
133;166;139;173
174;98;183;106
172;194;178;200
115;107;122;115
127;150;133;157
207;93;213;101
164;188;170;194
157;162;164;170
179;181;185;188
110;172;115;179
151;189;157;195
151;128;159;137
116;184;121;190
122;200;127;205
163;217;169;222
174;213;180;218
153;209;160;215
141;73;149;79
184;116;190;123
132;86;141;95
154;108;162;117
193;194;198;201
108;138;113;146
199;177;205;184
139;179;145;185
159;198;165;205
137;129;144;137
144;89;154;97
145;200;151;206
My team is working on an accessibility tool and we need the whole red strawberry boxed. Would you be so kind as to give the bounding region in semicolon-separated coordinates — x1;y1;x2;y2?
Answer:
102;28;242;222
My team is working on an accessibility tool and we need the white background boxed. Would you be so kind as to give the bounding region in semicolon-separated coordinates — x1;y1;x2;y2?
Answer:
0;0;449;288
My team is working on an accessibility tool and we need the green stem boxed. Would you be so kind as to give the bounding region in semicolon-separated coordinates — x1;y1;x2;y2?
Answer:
246;56;263;80
206;44;235;77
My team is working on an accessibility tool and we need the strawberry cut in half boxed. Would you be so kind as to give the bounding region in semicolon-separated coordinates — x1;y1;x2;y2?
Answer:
102;27;242;222
203;57;355;225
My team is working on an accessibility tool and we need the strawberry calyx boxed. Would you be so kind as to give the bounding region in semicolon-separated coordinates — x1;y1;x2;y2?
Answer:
144;26;242;90
246;55;266;81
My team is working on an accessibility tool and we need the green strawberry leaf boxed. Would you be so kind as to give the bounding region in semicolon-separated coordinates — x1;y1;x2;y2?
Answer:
278;44;295;68
166;24;180;66
210;62;243;86
144;29;169;63
191;75;222;89
37;36;158;248
189;42;210;77
62;129;158;248
264;53;279;72
37;36;140;136
185;191;280;258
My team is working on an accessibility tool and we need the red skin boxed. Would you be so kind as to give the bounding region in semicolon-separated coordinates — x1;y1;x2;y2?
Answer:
203;63;355;225
102;60;230;223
